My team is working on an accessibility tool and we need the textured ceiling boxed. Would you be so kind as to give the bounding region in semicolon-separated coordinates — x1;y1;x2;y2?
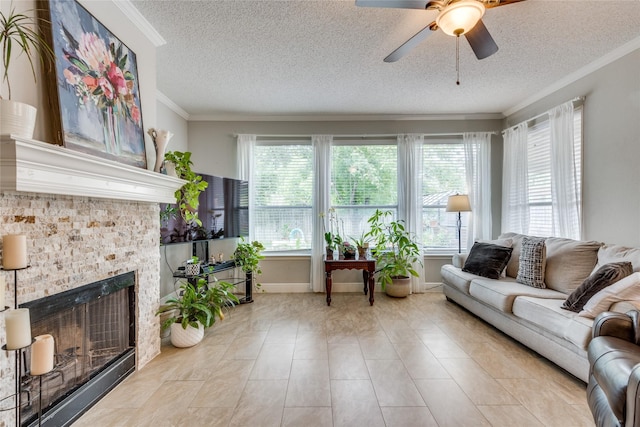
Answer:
130;0;640;119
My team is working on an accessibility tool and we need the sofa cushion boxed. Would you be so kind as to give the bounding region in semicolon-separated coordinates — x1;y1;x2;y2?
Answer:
564;315;595;350
544;237;601;294
593;244;640;273
462;242;513;280
516;236;547;288
499;232;528;278
476;238;513;277
441;264;478;295
579;272;640;319
469;278;565;313
562;262;634;313
512;296;583;342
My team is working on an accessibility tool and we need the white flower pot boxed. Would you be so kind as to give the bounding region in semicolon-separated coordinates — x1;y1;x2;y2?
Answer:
385;276;411;298
170;322;205;348
0;100;37;139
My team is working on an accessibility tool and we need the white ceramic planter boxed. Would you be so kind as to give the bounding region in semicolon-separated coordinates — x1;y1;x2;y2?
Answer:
0;100;37;139
385;276;411;298
170;322;205;347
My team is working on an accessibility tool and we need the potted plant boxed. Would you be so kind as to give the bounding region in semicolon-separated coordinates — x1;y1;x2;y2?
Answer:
350;231;370;258
156;278;238;347
164;151;208;228
232;238;265;290
1;5;55;138
365;209;422;297
321;208;342;259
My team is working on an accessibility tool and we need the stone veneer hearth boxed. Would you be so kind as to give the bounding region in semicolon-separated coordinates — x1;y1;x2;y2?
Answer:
0;191;161;426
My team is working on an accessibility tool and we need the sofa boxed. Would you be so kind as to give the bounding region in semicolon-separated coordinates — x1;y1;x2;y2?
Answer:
587;310;640;427
441;232;640;382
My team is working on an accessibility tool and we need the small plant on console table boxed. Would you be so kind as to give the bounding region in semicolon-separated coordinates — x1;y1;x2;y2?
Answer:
164;151;208;227
365;209;422;298
232;238;265;290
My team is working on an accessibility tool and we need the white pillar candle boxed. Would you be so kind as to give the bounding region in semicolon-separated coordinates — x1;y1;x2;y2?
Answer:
0;276;4;309
3;235;27;270
5;308;31;350
30;334;54;375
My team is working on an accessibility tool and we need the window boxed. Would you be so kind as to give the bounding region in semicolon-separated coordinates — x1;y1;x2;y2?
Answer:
526;108;582;237
252;142;313;251
422;140;470;252
331;143;398;240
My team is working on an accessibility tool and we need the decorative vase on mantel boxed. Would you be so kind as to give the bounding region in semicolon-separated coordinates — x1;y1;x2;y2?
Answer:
148;128;174;173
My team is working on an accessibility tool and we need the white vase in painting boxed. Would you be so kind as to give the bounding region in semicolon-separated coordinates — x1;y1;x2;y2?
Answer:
147;128;174;172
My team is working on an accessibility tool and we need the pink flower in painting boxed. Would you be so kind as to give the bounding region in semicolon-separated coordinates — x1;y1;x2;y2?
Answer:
130;105;141;125
61;24;142;128
77;32;110;74
107;62;127;96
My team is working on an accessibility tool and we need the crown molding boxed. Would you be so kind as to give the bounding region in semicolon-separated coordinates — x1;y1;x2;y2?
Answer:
113;0;166;47
156;91;190;120
503;36;640;117
188;112;504;122
0;136;184;203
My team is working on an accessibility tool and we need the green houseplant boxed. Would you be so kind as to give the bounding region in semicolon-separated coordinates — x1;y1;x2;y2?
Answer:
156;278;238;347
365;209;422;297
164;151;208;227
232;238;265;289
1;5;55;138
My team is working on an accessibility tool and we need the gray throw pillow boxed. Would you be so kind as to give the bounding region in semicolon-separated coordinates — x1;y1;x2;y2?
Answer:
462;242;513;280
562;262;634;312
516;237;547;288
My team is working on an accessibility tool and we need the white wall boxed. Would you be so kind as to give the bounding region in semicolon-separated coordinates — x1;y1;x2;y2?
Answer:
505;49;640;247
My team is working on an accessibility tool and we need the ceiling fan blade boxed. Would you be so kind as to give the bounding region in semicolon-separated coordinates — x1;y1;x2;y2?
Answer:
355;0;430;9
483;0;526;9
464;19;498;60
384;22;436;62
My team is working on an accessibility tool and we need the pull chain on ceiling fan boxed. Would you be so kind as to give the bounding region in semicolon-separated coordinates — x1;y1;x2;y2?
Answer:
356;0;524;83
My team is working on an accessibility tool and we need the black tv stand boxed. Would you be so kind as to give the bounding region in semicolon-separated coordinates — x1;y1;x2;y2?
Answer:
172;261;253;304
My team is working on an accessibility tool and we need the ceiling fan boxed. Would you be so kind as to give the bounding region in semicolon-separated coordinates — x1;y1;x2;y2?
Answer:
355;0;524;63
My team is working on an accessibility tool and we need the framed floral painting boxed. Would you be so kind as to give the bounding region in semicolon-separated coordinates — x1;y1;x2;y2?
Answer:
44;0;147;169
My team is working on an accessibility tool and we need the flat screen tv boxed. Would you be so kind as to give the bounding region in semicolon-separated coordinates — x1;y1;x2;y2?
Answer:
160;174;249;244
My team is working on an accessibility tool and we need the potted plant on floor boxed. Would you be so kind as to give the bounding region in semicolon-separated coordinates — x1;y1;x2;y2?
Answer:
1;5;55;138
156;278;237;347
366;209;422;297
164;151;208;229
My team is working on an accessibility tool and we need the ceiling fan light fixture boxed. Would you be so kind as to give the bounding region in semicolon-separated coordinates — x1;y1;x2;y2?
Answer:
436;0;486;37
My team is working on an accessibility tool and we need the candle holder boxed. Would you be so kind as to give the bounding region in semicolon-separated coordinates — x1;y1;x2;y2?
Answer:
1;339;35;427
29;372;51;427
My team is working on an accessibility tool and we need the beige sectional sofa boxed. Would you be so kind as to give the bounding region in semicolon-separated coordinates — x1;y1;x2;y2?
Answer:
440;232;640;382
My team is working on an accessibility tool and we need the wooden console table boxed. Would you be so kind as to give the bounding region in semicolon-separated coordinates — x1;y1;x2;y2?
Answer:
324;256;376;306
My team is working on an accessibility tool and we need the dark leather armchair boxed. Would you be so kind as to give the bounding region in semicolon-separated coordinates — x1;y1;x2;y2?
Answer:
588;310;640;427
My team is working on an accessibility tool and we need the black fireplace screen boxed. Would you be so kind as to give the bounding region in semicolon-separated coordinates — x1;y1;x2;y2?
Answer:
20;272;135;426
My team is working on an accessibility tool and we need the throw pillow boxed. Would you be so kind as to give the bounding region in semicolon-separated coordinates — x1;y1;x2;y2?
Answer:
516;237;547;288
562;262;633;312
462;242;513;280
579;272;640;318
477;238;513;277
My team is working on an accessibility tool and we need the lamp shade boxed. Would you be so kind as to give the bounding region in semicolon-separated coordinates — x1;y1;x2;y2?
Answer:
436;0;485;36
446;194;471;212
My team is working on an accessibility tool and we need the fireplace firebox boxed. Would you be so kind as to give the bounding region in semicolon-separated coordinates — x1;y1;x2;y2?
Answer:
19;272;136;427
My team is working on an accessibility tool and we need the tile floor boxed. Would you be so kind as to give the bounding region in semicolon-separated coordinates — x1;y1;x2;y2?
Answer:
75;291;595;427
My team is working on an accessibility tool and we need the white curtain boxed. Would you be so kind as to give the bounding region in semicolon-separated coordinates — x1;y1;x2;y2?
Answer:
397;134;424;293
463;132;492;249
237;134;256;238
311;135;333;292
549;101;581;240
501;123;529;234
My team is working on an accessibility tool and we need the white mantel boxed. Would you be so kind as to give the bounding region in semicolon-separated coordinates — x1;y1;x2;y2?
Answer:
0;136;184;203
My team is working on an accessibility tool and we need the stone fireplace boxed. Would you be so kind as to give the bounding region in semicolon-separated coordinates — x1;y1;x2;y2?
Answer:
0;136;184;426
